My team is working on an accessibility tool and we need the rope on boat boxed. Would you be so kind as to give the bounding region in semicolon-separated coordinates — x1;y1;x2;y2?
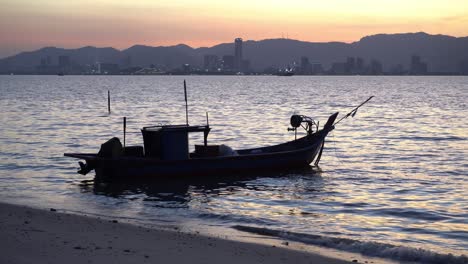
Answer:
333;96;374;127
331;132;344;165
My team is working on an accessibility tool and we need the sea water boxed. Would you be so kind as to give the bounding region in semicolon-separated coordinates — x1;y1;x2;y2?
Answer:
0;75;466;263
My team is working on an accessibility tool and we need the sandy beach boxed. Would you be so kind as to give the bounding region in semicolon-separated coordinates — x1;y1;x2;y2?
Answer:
0;202;353;264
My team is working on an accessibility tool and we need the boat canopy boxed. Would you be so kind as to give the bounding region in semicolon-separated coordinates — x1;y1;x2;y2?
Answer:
141;125;210;160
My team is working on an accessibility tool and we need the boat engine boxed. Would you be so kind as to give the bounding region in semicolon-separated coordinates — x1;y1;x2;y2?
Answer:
288;115;319;139
78;137;123;175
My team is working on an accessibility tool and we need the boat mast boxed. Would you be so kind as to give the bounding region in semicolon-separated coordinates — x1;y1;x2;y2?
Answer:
184;80;189;126
123;117;126;149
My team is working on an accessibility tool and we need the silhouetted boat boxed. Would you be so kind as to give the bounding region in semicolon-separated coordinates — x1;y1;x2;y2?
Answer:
64;82;373;180
276;68;295;76
276;71;295;76
65;113;337;180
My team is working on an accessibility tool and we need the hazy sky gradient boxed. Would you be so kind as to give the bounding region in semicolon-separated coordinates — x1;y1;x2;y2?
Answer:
1;0;467;58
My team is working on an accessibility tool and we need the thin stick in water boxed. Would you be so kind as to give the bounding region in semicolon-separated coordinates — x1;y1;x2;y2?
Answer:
108;90;111;114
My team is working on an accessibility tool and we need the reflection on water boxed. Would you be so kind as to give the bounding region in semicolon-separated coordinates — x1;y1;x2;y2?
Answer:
79;166;321;208
0;75;467;261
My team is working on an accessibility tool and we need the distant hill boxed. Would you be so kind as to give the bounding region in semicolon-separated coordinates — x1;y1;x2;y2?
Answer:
351;32;468;73
122;44;197;70
1;32;467;73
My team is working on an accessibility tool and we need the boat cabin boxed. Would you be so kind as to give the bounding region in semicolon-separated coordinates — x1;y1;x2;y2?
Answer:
141;124;211;160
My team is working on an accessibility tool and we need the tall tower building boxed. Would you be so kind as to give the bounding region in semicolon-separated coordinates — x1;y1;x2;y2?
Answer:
234;38;243;72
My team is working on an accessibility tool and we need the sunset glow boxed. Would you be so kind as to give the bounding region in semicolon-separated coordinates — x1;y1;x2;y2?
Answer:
1;0;467;57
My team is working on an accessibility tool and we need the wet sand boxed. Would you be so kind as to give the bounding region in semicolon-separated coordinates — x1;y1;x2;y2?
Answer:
0;202;351;264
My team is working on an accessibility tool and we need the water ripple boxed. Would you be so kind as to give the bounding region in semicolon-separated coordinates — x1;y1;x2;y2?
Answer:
0;75;467;260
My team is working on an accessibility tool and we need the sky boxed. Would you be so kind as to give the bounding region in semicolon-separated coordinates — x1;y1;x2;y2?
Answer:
1;0;467;58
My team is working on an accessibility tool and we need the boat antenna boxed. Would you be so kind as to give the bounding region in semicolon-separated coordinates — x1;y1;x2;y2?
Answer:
123;117;126;150
184;80;189;126
333;96;374;126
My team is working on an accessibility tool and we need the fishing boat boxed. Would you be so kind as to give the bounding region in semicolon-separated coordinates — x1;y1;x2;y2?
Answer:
64;82;373;180
276;68;295;76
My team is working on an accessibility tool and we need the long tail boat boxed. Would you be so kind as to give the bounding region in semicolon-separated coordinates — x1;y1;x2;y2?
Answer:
64;82;372;180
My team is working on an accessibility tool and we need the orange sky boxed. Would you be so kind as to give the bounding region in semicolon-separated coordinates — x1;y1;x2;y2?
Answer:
1;0;467;58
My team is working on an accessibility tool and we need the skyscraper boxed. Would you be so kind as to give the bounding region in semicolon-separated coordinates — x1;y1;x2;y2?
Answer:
234;38;243;72
222;55;234;71
203;55;219;71
410;55;428;75
300;56;311;74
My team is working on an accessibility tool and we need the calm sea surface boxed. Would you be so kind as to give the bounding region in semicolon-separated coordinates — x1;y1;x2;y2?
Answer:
0;76;467;263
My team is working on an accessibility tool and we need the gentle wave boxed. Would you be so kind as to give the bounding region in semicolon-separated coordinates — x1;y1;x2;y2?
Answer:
198;212;281;226
397;136;465;141
1;76;467;261
233;225;468;264
371;208;451;221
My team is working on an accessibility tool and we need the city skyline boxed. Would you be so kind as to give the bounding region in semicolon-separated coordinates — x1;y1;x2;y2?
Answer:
3;33;468;75
1;0;468;58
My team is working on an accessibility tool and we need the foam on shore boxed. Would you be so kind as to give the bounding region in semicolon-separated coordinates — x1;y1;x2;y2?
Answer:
233;225;468;264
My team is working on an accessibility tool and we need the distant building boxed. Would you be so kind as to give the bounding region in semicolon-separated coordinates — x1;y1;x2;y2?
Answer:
458;59;468;75
389;64;405;75
241;59;250;72
356;57;365;74
330;62;347;75
329;57;369;75
410;55;428;75
299;57;323;75
222;55;235;71
122;56;132;67
98;63;119;74
203;55;219;71
58;55;70;67
311;63;324;74
37;56;59;74
369;59;383;75
329;57;383;75
182;64;191;73
58;55;71;73
345;57;356;74
300;56;311;74
119;66;143;75
234;38;243;72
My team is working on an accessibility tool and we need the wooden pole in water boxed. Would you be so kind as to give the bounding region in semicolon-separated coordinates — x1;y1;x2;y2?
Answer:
123;117;126;149
184;80;188;126
204;112;209;146
108;90;111;114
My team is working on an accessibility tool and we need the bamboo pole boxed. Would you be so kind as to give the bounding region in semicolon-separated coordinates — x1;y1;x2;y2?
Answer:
108;90;111;114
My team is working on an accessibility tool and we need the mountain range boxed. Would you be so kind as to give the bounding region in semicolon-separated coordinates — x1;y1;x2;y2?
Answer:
1;32;468;73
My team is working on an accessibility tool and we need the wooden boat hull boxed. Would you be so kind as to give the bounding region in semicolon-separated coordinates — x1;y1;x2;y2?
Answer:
65;131;328;180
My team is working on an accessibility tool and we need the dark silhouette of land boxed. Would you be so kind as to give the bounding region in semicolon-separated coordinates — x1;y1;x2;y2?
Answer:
1;32;467;75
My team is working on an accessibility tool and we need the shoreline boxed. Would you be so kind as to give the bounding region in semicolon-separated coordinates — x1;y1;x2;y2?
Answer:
0;202;355;264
